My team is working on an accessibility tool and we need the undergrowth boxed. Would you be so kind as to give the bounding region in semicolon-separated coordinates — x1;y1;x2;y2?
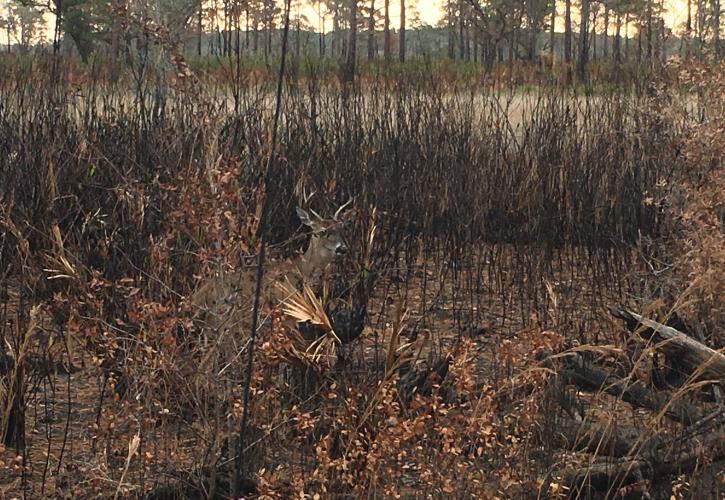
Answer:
0;56;722;498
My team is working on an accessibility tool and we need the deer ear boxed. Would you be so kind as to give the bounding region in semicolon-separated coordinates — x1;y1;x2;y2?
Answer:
296;207;313;227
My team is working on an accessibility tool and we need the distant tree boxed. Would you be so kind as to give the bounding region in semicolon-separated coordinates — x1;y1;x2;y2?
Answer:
565;0;572;81
714;0;721;57
1;6;15;52
382;0;390;59
524;0;553;61
549;0;556;64
310;0;325;55
603;0;610;58
463;0;515;70
613;1;623;63
346;0;356;79
578;0;591;80
591;1;599;59
399;0;405;61
61;0;103;62
197;0;203;55
159;0;202;34
696;0;703;50
624;10;630;59
646;0;653;59
366;0;375;59
260;0;281;58
458;0;464;59
680;0;692;56
291;0;311;57
446;0;455;59
248;0;264;55
107;0;127;62
8;3;44;52
325;0;344;57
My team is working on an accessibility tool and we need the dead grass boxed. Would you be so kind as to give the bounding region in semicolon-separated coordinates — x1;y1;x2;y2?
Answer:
0;56;722;498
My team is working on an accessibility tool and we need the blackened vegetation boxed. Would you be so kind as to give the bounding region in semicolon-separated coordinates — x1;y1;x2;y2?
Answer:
0;77;672;294
550;308;725;497
1;60;719;499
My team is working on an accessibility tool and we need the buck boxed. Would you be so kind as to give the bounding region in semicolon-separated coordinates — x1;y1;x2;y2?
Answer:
291;200;352;286
188;195;355;339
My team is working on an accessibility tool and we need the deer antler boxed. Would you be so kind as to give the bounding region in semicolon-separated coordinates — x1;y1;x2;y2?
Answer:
334;197;354;221
298;185;325;221
301;185;316;205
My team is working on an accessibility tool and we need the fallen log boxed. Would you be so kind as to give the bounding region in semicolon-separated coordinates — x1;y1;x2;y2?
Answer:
553;417;652;458
609;307;725;382
560;424;725;494
560;353;705;425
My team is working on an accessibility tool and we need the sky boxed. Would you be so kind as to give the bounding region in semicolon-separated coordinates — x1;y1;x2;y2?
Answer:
0;0;693;46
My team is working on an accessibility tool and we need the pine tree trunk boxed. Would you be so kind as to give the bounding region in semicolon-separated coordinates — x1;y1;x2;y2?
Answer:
245;7;250;50
367;0;375;59
565;0;572;82
577;0;590;81
509;25;516;65
332;9;339;57
459;0;465;60
603;5;609;59
697;0;704;56
527;13;537;61
614;11;622;64
198;0;203;56
685;0;692;58
318;3;324;56
550;1;556;64
714;0;721;58
473;29;479;62
466;25;471;61
399;0;406;62
346;0;357;81
109;0;121;64
383;0;390;60
625;13;630;59
296;15;301;57
448;1;455;59
591;8;597;60
266;14;272;59
646;0;653;60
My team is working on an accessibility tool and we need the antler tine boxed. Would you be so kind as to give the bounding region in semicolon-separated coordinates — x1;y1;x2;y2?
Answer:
302;186;316;205
334;197;354;221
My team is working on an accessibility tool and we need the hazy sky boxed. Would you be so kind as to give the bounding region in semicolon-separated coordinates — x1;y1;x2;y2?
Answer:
0;0;692;46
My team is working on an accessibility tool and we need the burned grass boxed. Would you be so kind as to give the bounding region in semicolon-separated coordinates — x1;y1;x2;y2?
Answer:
0;59;722;498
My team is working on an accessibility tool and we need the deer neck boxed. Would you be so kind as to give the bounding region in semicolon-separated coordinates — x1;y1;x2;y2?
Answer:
294;238;335;286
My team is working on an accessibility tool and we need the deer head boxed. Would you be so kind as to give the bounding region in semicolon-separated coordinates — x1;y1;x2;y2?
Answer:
295;196;354;281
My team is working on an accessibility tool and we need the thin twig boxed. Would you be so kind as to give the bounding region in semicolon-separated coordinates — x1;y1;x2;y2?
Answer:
234;0;293;496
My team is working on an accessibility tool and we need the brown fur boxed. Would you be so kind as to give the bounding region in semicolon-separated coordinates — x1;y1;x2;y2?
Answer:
188;205;350;336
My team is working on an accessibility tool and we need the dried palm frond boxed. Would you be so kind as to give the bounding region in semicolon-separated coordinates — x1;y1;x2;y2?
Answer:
277;280;339;341
275;279;340;367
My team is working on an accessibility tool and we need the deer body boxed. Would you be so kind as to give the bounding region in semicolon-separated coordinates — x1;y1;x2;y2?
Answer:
188;204;350;336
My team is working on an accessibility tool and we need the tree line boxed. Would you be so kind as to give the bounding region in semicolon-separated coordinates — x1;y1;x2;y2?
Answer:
1;0;722;78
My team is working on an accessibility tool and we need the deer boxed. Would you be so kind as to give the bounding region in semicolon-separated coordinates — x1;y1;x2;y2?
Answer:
290;199;353;288
187;192;364;350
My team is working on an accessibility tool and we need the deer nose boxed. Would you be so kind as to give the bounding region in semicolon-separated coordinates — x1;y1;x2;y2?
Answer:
335;243;348;256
